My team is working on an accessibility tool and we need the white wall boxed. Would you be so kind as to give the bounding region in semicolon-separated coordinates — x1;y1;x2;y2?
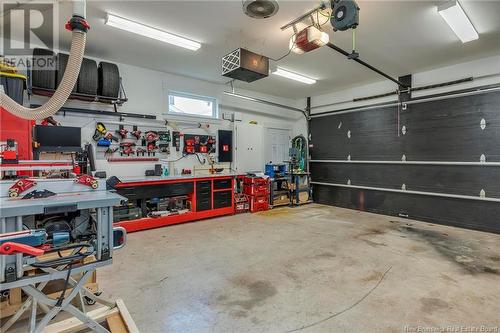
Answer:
28;58;307;177
308;54;500;114
24;53;500;178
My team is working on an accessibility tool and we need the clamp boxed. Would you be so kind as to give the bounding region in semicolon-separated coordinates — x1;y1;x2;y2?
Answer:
8;179;37;198
75;174;98;189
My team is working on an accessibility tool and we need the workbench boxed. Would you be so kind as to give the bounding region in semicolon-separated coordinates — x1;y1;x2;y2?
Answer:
0;179;127;333
111;173;245;233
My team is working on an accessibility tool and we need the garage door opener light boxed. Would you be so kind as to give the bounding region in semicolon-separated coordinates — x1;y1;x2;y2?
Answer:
289;26;329;54
105;14;201;51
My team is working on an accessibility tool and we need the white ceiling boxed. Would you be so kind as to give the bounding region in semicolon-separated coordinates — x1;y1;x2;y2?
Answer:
26;1;500;98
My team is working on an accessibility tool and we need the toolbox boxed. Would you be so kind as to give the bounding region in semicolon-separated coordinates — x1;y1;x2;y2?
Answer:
243;176;269;186
250;195;269;213
243;183;269;196
243;176;270;213
235;193;249;214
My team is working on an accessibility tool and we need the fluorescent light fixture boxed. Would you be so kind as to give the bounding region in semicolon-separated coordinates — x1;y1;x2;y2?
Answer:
272;67;316;85
438;1;478;43
105;13;201;51
223;91;305;113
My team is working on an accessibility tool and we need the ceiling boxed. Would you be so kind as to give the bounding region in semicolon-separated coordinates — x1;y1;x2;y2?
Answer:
12;1;500;98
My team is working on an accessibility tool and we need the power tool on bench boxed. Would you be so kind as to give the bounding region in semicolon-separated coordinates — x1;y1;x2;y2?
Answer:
0;229;69;258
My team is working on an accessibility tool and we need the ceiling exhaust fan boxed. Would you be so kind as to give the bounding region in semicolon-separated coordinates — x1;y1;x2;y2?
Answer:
242;0;280;19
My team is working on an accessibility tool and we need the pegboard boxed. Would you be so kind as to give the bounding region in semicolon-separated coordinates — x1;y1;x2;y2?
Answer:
183;134;216;154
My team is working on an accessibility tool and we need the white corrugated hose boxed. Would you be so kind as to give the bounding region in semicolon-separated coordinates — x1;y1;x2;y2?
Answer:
0;31;86;120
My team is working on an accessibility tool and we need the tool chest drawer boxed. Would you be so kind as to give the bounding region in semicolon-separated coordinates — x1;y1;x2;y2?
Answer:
196;197;212;211
214;191;232;208
117;182;194;199
196;180;212;192
214;178;232;190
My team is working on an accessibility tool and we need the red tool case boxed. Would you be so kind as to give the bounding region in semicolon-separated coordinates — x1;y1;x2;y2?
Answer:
243;176;270;213
234;193;249;214
243;176;269;186
249;195;269;213
243;184;269;196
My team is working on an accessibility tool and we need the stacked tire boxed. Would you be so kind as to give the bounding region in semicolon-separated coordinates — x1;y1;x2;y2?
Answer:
56;53;77;93
34;50;121;100
31;48;56;90
77;58;98;95
98;62;120;98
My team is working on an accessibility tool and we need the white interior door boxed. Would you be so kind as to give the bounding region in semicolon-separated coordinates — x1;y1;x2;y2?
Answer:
265;128;290;165
235;123;264;172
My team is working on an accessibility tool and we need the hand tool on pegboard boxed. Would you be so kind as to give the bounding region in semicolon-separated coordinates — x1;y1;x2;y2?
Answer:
120;142;136;156
92;122;107;141
116;125;128;139
41;116;60;126
131;126;142;140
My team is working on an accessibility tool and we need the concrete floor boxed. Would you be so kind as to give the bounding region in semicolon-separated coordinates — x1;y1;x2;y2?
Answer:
4;204;500;332
96;204;500;333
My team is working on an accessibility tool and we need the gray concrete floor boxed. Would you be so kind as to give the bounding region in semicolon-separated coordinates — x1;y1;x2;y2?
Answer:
4;204;500;332
97;204;500;333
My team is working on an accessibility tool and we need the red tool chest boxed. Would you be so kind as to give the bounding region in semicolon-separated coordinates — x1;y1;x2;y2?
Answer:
243;183;269;196
243;176;270;213
249;195;269;213
243;176;269;186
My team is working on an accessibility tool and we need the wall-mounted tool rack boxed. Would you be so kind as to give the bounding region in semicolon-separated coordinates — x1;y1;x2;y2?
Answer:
183;134;216;154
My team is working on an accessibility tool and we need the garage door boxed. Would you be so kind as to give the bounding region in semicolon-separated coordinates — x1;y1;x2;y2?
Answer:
310;89;500;234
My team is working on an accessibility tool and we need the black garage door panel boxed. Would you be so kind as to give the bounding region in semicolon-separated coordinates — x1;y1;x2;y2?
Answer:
313;185;500;234
310;163;500;198
310;90;500;233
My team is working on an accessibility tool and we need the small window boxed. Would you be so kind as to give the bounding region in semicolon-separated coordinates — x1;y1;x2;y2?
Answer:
168;91;218;119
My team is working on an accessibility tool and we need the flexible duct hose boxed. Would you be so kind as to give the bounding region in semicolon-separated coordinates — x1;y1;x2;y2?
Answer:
0;31;86;120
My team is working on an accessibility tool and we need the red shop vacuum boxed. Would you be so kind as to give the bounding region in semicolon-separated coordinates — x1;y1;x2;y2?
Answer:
1;66;34;163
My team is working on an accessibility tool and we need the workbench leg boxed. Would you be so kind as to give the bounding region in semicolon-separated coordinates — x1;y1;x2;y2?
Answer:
77;290;87;313
43;267;114;308
0;281;49;333
0;298;32;333
22;271;93;333
64;304;111;333
29;299;37;333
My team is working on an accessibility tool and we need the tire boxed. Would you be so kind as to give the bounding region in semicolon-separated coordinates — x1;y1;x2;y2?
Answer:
56;53;77;92
98;62;120;98
0;76;24;104
77;58;98;95
31;48;56;89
